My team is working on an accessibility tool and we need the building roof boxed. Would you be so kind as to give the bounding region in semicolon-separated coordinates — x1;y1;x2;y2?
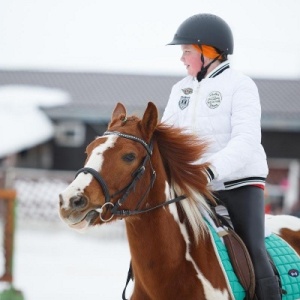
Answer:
0;69;299;130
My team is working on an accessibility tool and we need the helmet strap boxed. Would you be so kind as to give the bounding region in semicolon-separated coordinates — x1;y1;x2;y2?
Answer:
196;51;224;82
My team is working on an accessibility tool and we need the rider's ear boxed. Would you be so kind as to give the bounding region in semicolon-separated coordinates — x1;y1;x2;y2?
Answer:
140;102;158;141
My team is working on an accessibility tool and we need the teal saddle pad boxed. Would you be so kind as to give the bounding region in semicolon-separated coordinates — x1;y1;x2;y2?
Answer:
206;221;300;300
266;234;300;299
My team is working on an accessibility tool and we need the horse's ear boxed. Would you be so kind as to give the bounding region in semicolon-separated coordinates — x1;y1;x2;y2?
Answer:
141;102;158;140
111;102;126;121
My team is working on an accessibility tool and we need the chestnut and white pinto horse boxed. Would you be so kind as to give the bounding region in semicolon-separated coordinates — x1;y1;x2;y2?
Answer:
59;102;300;300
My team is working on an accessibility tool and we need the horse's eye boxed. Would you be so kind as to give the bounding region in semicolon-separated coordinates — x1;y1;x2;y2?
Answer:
122;153;136;163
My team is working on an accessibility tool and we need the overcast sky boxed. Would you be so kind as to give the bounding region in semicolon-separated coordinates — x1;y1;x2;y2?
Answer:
0;0;299;78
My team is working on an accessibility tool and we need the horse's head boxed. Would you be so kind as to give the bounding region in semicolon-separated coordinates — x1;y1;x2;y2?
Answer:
59;102;159;230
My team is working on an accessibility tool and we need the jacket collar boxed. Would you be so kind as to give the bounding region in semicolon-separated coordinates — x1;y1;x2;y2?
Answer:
206;61;230;79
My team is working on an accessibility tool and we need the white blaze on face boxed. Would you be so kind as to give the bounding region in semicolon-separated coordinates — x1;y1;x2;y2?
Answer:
60;135;118;209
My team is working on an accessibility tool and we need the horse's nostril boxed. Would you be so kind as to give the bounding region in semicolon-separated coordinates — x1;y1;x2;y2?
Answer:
59;194;63;207
70;195;87;209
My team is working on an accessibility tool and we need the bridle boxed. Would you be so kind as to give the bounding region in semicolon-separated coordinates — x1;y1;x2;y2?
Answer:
75;130;186;222
76;130;187;300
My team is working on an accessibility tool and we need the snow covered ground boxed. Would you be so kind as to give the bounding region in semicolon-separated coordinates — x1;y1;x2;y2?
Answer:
8;222;133;300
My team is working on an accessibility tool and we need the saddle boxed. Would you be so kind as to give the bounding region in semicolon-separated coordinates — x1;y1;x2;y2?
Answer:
210;207;283;300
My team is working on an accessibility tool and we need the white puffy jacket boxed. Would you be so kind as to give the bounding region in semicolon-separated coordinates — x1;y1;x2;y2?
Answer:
161;61;268;191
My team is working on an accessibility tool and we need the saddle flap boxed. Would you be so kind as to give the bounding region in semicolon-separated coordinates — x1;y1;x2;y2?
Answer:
210;210;256;300
222;227;256;299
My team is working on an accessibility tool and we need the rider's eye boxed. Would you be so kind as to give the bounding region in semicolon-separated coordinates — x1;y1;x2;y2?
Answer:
122;153;136;163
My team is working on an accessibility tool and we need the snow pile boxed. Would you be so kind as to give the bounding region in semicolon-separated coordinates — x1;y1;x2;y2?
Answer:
0;85;70;158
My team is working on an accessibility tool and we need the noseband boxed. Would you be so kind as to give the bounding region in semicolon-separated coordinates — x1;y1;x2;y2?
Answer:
75;130;186;221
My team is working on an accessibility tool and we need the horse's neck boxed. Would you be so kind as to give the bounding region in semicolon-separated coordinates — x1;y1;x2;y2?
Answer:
125;206;185;267
124;205;229;299
122;153;232;298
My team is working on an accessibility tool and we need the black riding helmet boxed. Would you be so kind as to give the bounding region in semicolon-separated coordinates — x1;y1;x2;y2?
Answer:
168;13;234;55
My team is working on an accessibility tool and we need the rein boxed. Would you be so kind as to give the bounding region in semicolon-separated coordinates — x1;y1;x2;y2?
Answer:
75;130;186;221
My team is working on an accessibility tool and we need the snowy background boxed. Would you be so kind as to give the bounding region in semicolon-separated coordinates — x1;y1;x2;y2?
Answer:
11;222;132;300
0;1;299;299
0;173;132;300
0;85;70;157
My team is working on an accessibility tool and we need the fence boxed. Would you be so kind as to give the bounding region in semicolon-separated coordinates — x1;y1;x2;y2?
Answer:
10;168;126;238
0;167;126;298
13;168;72;223
0;189;16;283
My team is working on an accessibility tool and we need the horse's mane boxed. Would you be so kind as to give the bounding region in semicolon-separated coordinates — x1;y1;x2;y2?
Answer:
154;123;215;240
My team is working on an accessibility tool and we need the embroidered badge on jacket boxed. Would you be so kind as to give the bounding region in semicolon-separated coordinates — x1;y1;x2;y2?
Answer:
181;87;193;95
206;91;222;109
178;96;190;110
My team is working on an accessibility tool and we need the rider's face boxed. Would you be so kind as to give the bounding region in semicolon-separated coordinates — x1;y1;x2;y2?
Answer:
180;45;203;77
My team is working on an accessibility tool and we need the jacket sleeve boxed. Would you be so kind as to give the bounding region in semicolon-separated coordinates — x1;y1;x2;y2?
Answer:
208;76;263;180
